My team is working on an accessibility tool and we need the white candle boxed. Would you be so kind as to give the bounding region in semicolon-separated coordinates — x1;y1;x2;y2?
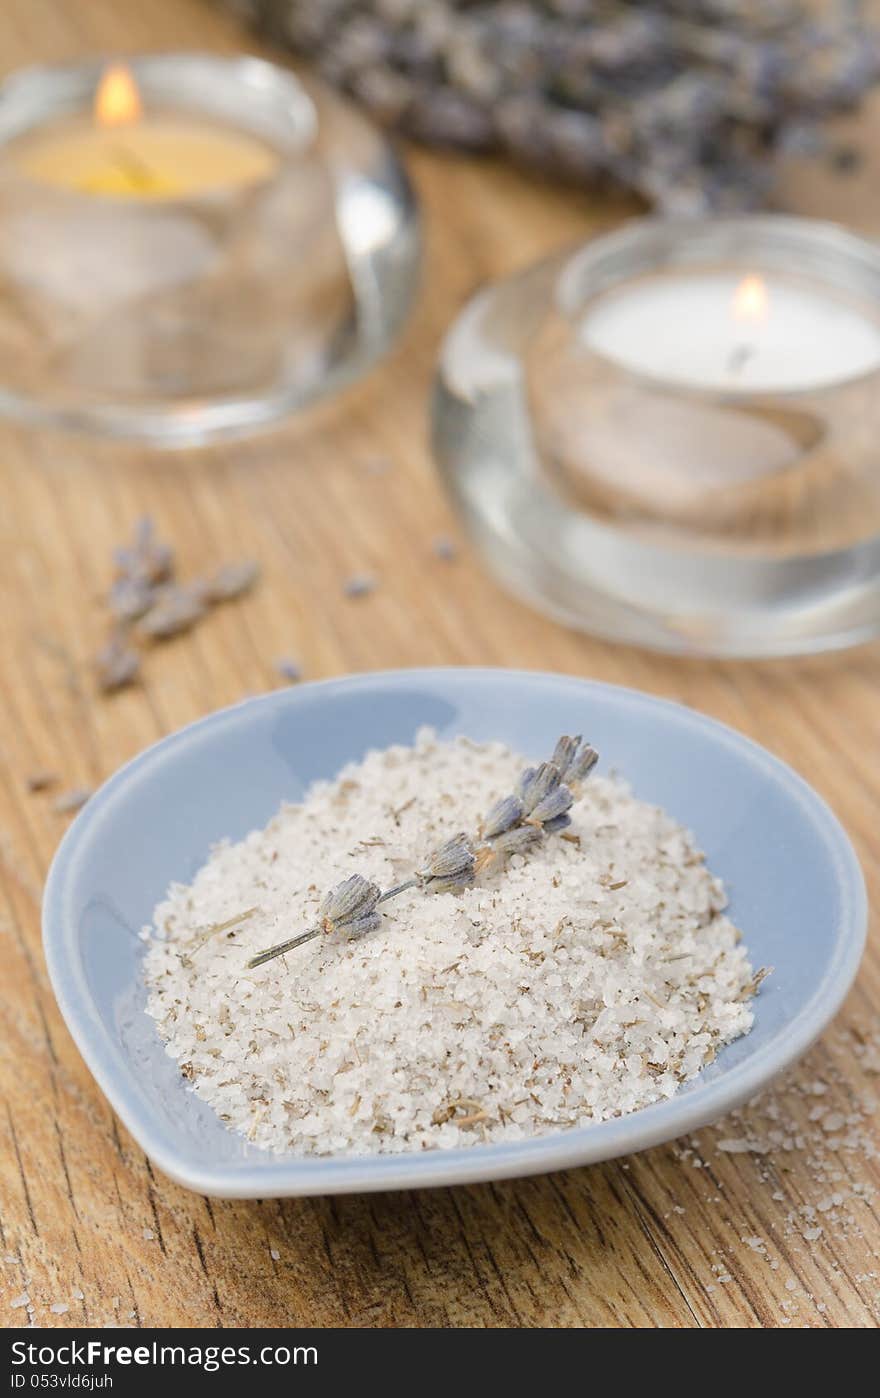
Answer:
580;271;880;394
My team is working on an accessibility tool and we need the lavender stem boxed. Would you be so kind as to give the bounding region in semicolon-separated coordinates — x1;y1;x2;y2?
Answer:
246;926;323;968
377;878;418;904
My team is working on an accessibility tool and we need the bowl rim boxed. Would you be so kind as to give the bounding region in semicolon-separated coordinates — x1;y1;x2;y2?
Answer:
43;667;868;1197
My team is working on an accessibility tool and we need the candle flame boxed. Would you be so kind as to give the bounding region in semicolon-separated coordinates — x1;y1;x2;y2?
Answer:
94;64;142;128
732;274;768;325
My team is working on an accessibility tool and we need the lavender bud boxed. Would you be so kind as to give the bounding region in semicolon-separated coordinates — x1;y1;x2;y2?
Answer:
482;793;524;838
138;585;205;641
94;634;140;693
108;575;154;622
425;833;474;877
516;762;561;814
542;813;572;835
551;735;581;777
200;560;260;604
425;872;475;895
570;744;599;783
121;515;174;586
420;832;476;892
342;911;383;939
320;873;382;932
490;825;543;857
528;783;573;827
551;735;599;785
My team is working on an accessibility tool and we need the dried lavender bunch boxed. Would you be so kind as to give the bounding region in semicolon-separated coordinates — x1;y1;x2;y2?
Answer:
245;733;598;968
224;0;880;211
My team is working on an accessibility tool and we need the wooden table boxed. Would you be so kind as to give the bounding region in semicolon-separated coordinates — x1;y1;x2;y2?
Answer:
1;0;877;1331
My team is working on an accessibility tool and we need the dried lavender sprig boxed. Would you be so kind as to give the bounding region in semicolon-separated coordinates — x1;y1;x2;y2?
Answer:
246;735;597;969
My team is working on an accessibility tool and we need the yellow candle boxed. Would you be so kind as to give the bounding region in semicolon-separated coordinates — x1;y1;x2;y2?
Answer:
15;64;278;198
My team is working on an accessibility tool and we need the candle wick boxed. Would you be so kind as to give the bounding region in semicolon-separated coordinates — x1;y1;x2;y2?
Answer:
109;145;157;191
727;343;755;376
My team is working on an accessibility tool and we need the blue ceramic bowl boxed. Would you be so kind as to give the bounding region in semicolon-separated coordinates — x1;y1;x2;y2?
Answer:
43;669;866;1197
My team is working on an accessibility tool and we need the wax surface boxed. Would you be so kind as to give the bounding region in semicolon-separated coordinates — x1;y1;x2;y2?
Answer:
581;270;880;394
16;115;278;197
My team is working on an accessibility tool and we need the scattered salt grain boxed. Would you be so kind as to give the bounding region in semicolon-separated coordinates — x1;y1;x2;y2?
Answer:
142;1228;154;1241
72;1289;84;1301
50;1303;69;1315
270;1248;280;1261
10;1293;29;1310
145;733;756;1157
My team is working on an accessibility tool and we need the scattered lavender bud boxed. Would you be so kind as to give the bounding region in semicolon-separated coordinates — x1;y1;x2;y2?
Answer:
26;771;58;793
200;560;261;604
138;586;206;641
432;534;457;561
343;572;377;599
94;635;140;693
108;576;154;623
115;515;174;587
53;787;91;815
275;657;303;683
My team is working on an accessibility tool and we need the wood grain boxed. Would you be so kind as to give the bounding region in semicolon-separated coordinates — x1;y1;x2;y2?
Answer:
1;0;878;1331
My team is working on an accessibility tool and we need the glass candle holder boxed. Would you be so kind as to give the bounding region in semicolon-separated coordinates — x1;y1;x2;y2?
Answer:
433;215;880;657
0;53;419;445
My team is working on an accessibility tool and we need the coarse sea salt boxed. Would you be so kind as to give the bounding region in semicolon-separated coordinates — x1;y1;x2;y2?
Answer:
143;730;757;1156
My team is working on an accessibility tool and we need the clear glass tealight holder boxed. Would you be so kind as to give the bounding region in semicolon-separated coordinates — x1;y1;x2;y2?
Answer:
433;215;880;657
0;53;419;445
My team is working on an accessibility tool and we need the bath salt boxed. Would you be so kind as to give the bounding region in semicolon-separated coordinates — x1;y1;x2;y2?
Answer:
143;730;757;1156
